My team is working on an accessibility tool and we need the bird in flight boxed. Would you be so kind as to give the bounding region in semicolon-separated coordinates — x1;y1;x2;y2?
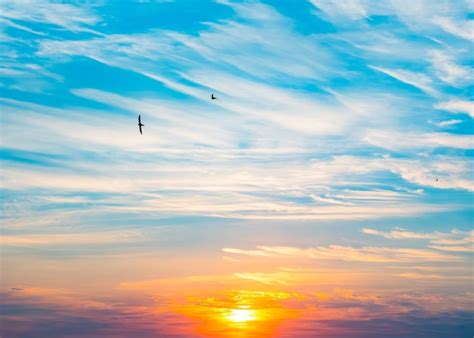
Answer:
138;115;144;135
211;94;217;100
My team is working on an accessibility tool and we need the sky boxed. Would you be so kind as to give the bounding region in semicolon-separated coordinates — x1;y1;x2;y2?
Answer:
0;0;473;337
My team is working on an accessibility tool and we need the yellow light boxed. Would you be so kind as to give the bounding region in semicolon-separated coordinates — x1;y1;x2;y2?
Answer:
226;309;256;323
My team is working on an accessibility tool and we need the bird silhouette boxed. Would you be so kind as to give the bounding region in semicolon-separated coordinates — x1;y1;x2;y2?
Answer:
138;115;144;135
211;94;217;100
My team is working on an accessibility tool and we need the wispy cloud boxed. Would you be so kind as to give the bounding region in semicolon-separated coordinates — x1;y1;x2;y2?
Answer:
1;230;143;246
432;119;462;127
223;245;462;263
435;100;474;118
396;272;471;280
363;227;473;253
433;16;474;42
362;228;445;240
369;66;437;96
430;230;473;252
364;129;473;150
0;1;102;34
429;50;472;87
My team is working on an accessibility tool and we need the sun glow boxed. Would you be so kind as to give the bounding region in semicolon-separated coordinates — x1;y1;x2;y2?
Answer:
226;308;256;323
174;290;300;337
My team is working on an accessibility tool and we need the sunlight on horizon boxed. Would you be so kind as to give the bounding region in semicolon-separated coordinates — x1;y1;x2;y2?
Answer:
225;308;256;323
171;289;300;337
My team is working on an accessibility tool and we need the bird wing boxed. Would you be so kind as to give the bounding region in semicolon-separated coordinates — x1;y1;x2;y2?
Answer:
139;125;143;134
138;115;141;124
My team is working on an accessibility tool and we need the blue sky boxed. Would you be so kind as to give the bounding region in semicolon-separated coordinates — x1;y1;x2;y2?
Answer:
1;1;473;337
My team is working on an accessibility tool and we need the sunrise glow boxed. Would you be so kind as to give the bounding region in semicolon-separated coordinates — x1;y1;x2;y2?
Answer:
225;309;256;323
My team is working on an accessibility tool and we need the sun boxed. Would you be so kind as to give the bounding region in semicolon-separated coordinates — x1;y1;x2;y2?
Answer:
225;309;256;323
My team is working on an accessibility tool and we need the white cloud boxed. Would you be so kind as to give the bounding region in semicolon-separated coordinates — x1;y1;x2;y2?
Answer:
429;245;473;252
429;50;472;86
223;244;462;262
3;150;460;221
433;17;474;41
0;0;102;34
177;71;351;135
396;272;470;280
370;66;437;95
433;119;462;127
429;230;473;252
309;0;371;21
364;129;473;150
1;230;143;246
392;158;474;191
1;0;472;229
37;2;335;82
435;100;474;118
363;227;473;253
362;228;445;240
310;0;472;43
431;230;473;245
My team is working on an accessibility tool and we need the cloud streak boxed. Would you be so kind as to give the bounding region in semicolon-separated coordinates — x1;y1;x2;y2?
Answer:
363;227;473;253
223;244;462;263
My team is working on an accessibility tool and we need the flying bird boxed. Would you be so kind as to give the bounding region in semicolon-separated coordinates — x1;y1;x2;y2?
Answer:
211;94;217;100
138;115;144;135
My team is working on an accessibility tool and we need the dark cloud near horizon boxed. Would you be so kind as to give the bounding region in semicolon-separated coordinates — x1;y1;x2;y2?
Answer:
2;292;473;338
